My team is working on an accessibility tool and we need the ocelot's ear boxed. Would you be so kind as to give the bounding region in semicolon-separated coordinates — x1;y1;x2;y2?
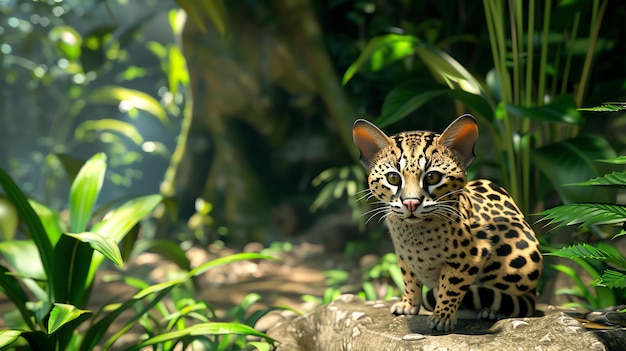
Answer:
353;119;391;169
439;114;479;168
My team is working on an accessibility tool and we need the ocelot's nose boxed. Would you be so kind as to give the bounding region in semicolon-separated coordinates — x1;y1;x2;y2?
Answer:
403;198;422;212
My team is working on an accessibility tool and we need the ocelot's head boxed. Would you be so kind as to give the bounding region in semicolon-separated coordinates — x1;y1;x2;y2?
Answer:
353;115;479;223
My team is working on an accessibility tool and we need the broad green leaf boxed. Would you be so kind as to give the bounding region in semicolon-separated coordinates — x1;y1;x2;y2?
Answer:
75;119;144;146
48;303;91;334
90;194;162;243
0;330;21;348
547;243;626;267
66;232;124;268
86;194;163;290
540;203;626;228
507;95;582;125
0;265;37;330
531;136;617;204
598;269;626;288
89;85;169;126
599;156;626;165
414;44;490;101
53;154;85;186
28;199;64;245
69;153;106;233
377;79;494;127
0;196;17;241
0;168;55;298
0;241;45;280
128;322;276;350
567;171;626;188
53;234;93;307
343;34;419;84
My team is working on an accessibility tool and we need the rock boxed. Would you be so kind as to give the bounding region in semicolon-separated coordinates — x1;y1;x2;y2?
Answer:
262;294;626;351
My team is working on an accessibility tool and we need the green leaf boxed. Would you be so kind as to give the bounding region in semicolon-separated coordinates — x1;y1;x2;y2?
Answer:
48;303;91;334
0;265;37;330
547;243;626;267
0;241;46;281
89;86;169;126
133;279;184;299
599;156;626;165
0;168;55;299
540;203;626;228
343;34;419;85
413;43;491;102
507;95;582;125
531;136;617;204
598;269;626;288
86;195;163;291
567;171;626;188
0;196;18;241
69;153;107;233
128;322;275;350
74;119;144;146
53;234;93;306
28;199;64;246
377;79;494;127
65;232;124;268
0;330;21;348
90;194;162;243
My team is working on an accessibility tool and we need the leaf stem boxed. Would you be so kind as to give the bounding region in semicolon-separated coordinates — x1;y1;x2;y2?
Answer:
575;0;608;107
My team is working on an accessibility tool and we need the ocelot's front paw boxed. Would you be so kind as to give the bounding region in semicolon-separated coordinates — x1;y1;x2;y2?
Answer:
427;313;456;332
390;301;419;315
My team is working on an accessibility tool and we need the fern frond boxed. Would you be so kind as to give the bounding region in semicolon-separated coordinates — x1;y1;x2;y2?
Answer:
578;102;626;112
597;269;626;289
540;203;626;228
548;243;626;268
599;156;626;165
566;171;626;189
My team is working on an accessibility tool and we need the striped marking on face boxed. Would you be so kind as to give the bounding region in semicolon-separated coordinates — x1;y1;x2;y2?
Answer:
399;156;407;171
418;157;427;171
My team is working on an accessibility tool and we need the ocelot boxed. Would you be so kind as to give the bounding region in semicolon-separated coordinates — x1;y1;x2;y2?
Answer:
353;115;543;332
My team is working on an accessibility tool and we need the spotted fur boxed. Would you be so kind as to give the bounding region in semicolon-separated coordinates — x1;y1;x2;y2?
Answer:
353;115;543;332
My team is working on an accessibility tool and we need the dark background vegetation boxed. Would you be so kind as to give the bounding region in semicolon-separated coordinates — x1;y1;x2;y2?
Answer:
1;0;626;349
2;0;625;248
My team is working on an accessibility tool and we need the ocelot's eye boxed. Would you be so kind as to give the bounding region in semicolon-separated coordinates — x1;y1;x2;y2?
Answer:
385;172;402;186
424;171;442;185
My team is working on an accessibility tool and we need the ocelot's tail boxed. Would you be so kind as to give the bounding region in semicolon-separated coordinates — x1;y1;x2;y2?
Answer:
422;286;537;318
